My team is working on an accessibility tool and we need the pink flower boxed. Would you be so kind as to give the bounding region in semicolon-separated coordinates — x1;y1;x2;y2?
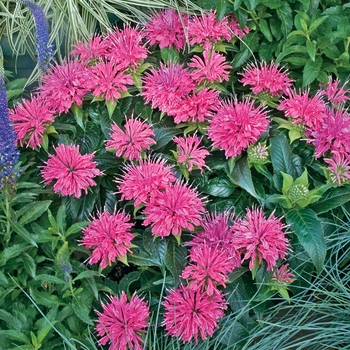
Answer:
171;88;219;123
86;61;133;104
81;209;134;269
308;108;350;158
145;8;189;50
232;207;289;271
318;76;350;104
9;96;55;148
96;292;150;350
117;157;176;207
239;61;293;96
143;182;206;238
227;15;250;39
188;11;232;49
142;63;195;115
324;151;350;185
207;98;270;159
41;144;102;198
188;212;241;270
162;285;227;344
105;25;148;71
278;89;328;131
173;134;209;172
70;35;108;63
271;264;295;284
181;245;232;296
189;49;231;83
105;117;156;160
39;61;92;114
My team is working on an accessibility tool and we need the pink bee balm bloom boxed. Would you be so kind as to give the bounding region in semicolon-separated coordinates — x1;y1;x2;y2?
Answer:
189;49;231;84
70;35;109;63
181;245;232;296
232;207;289;271
278;89;328;132
96;292;150;350
9;96;55;148
188;11;232;49
117;157;177;208
172;88;219;124
142;63;196;115
324;151;350;185
41;144;102;198
81;209;134;269
105;25;148;71
162;285;227;344
106;117;156;160
208;98;270;159
188;212;241;270
173;134;209;172
318;76;350;104
145;8;189;50
143;182;206;238
239;61;293;96
227;15;250;39
86;61;133;104
271;264;295;284
308;108;350;158
38;61;92;114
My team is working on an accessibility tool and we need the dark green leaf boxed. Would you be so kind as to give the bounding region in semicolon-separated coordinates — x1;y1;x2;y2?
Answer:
276;3;293;38
0;244;31;267
71;292;93;325
200;176;235;198
286;208;326;274
270;134;296;190
117;270;143;294
231;157;260;199
165;238;188;287
29;288;65;307
309;185;350;214
10;221;38;247
306;40;317;61
17;200;52;226
276;45;307;63
302;56;323;86
259;19;273;42
0;330;30;344
21;252;36;278
153;127;181;150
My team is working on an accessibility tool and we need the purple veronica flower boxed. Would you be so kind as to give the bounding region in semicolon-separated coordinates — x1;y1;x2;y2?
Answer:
17;0;54;69
0;70;20;189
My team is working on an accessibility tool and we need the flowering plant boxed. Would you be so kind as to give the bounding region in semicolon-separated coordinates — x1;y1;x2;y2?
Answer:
1;3;350;349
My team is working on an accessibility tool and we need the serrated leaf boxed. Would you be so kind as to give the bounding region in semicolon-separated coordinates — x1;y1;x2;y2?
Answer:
306;40;317;61
286;208;326;274
17;200;52;226
29;288;65;307
21;252;36;278
276;45;307;63
165;238;188;287
231;156;260;199
303;56;323;86
35;274;66;284
71;295;93;325
276;3;293;38
309;16;328;33
9;221;38;247
0;330;31;344
309;185;350;214
72;270;101;282
0;244;31;266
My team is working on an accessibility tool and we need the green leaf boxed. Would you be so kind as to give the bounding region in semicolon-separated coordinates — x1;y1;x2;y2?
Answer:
259;19;273;42
10;221;38;247
117;270;143;294
35;274;66;284
143;230;167;266
72;270;101;282
37;322;56;344
276;2;293;38
21;252;36;278
306;40;317;61
270;134;296;190
165;238;188;287
153;127;181;150
303;56;323;87
29;288;65;307
286;208;326;274
276;45;307;63
71;294;93;325
230;156;260;199
0;244;31;267
309;16;329;34
160;47;179;63
309;185;350;214
200;176;235;198
0;330;31;344
17;200;52;226
65;221;89;238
